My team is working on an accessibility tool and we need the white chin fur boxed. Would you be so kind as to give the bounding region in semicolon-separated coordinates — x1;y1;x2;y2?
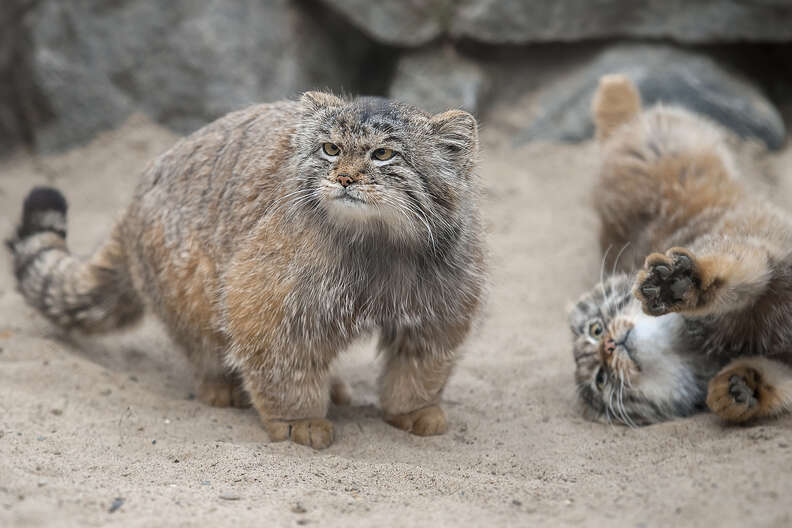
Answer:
323;195;418;242
324;195;377;221
629;312;698;406
320;183;379;223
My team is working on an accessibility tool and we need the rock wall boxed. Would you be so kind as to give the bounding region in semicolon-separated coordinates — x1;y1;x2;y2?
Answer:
0;0;52;153
517;44;787;149
12;0;389;152
1;0;789;153
323;0;792;45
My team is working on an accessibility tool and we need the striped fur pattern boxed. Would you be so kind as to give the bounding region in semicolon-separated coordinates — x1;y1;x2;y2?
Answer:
569;75;792;426
9;93;486;449
8;188;143;333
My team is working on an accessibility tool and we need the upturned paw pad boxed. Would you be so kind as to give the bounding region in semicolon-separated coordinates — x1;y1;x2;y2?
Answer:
385;405;448;437
728;374;758;407
707;367;761;423
635;248;699;316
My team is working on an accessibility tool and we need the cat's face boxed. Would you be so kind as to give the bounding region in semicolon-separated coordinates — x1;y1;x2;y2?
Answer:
569;274;706;425
293;92;478;244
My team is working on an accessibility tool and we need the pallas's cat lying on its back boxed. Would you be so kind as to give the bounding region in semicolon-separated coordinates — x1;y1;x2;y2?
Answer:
569;75;792;425
8;93;486;449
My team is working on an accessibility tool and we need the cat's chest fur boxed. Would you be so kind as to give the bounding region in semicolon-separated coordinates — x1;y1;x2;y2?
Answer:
221;201;482;355
290;241;444;328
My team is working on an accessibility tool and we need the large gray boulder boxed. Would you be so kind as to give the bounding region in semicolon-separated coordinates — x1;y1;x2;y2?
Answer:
517;44;786;150
451;0;792;44
320;0;452;47
23;0;375;151
0;1;22;151
322;0;792;46
0;0;50;153
389;46;488;115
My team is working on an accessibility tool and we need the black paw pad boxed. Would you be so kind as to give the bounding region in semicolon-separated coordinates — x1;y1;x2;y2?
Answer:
673;253;693;272
669;275;694;299
728;375;758;408
639;252;698;314
652;264;672;279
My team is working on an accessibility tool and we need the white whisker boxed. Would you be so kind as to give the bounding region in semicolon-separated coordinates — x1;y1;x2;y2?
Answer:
600;245;613;299
611;241;631;276
617;370;638;428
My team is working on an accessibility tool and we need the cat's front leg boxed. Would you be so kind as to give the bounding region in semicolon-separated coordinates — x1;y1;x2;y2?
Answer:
223;304;336;448
378;325;464;436
706;357;792;423
634;244;770;317
238;353;335;449
223;253;338;449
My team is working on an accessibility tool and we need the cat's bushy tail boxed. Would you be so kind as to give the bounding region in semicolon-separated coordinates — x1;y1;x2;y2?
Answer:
7;187;144;333
592;74;641;142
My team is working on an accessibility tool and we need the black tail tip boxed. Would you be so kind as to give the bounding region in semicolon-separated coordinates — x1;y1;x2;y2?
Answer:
15;186;68;241
24;186;68;216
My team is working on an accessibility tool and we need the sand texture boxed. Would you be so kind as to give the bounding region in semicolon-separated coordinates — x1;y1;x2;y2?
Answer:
1;114;791;527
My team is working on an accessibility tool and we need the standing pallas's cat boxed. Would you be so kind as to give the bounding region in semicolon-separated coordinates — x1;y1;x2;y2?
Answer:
569;75;792;425
8;93;486;449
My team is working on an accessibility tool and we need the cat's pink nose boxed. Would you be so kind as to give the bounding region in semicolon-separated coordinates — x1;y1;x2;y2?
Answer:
602;337;616;358
337;174;354;187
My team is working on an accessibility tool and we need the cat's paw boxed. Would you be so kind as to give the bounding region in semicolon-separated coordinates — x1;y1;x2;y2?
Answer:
385;405;448;436
197;377;250;408
634;247;700;316
265;418;335;449
706;366;762;423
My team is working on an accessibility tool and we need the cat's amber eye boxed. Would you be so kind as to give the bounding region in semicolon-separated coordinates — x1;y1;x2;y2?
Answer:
322;143;340;156
372;147;395;161
595;367;607;390
588;321;604;339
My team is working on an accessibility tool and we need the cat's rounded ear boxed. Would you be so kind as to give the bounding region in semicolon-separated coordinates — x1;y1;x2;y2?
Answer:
429;110;479;166
300;91;344;113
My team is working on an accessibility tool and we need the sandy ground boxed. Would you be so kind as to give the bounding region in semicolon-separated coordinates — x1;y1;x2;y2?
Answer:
1;113;791;528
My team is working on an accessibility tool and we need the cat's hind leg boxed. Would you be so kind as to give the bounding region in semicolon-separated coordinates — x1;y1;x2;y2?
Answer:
706;357;792;423
160;322;250;408
196;365;249;409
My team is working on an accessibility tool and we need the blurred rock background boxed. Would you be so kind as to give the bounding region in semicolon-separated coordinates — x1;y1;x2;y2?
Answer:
2;0;792;154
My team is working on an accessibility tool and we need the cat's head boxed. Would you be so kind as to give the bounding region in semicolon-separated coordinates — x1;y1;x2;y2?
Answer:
568;273;707;425
292;92;478;244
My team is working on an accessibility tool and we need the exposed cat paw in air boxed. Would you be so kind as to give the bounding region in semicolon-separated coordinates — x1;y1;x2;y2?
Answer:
707;364;780;423
385;405;448;436
708;358;792;424
634;247;700;316
707;365;764;423
265;418;335;449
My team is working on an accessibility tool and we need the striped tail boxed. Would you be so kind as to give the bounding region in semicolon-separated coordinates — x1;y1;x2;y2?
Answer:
7;187;143;333
591;74;642;142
